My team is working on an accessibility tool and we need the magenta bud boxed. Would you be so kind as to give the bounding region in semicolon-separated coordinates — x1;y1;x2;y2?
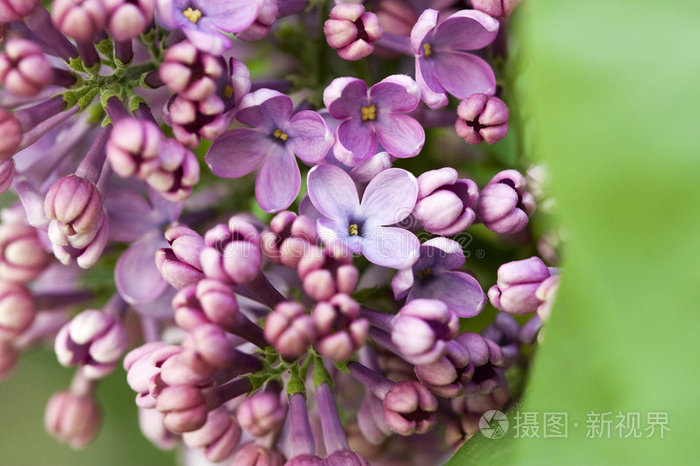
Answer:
52;0;107;42
325;4;382;61
138;408;179;450
156;384;209;433
383;381;438;436
182;407;242;462
326;450;371;466
391;299;459;365
298;244;358;301
230;442;285;466
45;391;101;449
264;301;315;361
536;273;560;321
237;0;278;41
144;138;200;201
124;342;175;408
312;294;368;361
160;41;225;101
415;339;472;398
261;211;317;268
0;39;53;97
0;280;35;338
455;94;509;145
181;324;237;371
487;256;552;315
0;339;18;381
54;309;128;379
0;159;14;193
0;223;51;282
0;109;22;160
170;94;228;148
476;169;535;234
156;225;205;290
0;0;40;22
44;175;104;236
471;0;521;18
237;390;287;437
286;454;325;466
106;117;163;179
200;218;262;286
157;349;215;388
103;0;154;40
414;167;479;235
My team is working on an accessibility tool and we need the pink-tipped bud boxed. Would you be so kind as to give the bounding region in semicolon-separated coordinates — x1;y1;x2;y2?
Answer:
44;175;104;237
375;0;416;37
0;280;35;338
106;117;164;179
0;109;22;161
476;169;535;234
324;4;382;61
0;0;40;22
144;138;200;202
261;211;317;269
0;159;14;193
103;0;154;41
156;384;209;433
312;294;368;361
182;407;242;462
169;94;228;149
382;381;438;436
487;256;553;315
54;309;128;379
231;442;285;466
471;0;521;18
124;342;178;408
415;340;472;398
456;332;505;396
200;218;262;286
456;94;509;145
181;324;237;371
237;390;287;437
0;39;53;97
264;301;315;361
326;450;371;466
0;222;50;282
160;41;225;101
45;391;101;449
297;244;358;301
52;0;107;42
156;225;205;290
535;273;560;321
138;408;179;450
237;0;278;41
173;279;239;331
414;167;479;236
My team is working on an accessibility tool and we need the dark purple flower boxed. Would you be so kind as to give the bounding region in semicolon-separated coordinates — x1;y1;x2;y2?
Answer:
392;237;485;318
207;89;333;213
156;0;263;55
324;4;382;61
411;9;499;108
323;75;424;164
455;93;509;145
307;164;419;269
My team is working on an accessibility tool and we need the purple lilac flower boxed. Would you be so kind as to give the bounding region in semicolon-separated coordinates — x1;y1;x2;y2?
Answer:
392;237;485;318
323;75;424;165
410;9;499;108
156;0;263;55
307;164;420;269
207;89;333;213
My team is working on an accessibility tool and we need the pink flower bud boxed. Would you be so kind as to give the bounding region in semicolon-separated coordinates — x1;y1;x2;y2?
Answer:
391;299;459;365
231;442;285;466
156;225;205;289
476;169;535;234
325;4;382;61
160;41;225;101
471;0;521;18
182;407;242;462
45;391;101;448
103;0;154;41
144;138;200;202
138;408;179;450
237;0;278;41
200;218;262;286
237;389;287;437
169;94;228;148
0;280;35;338
487;256;553;314
264;301;315;361
156;384;209;433
312;294;368;361
124;342;177;408
297;244;358;301
52;0;107;42
455;94;509;145
0;109;22;161
0;339;18;381
0;39;53;97
414;167;479;236
0;159;14;193
0;0;40;22
382;381;438;436
44;175;104;237
106;117;164;179
181;324;237;371
415;340;472;398
261;211;316;269
0;222;51;282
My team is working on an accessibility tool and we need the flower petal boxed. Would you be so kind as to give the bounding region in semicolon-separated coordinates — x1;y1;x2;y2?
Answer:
286;110;334;164
182;26;232;56
410;9;439;54
375;113;425;158
370;75;421;113
433;51;497;99
362;226;419;269
411;270;485;318
307;164;360;221
433;10;500;51
415;58;449;109
236;89;293;130
201;0;262;33
361;168;418;225
115;234;169;305
206;128;270;178
419;237;466;271
335;118;378;163
323;77;368;119
255;147;300;213
105;190;157;242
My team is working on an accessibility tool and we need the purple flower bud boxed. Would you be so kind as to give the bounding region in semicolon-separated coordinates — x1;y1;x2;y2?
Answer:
45;390;101;448
312;294;368;361
156;225;205;289
237;389;287;437
0;39;53;97
231;442;285;466
54;309;128;379
124;341;177;408
326;450;371;466
324;4;382;61
48;213;109;269
0;0;40;22
455;93;509;145
182;407;242;462
476;169;535;234
181;323;238;371
200;218;262;286
44;175;104;237
0;222;51;282
286;454;325;466
144;138;200;202
264;301;315;361
157;346;216;388
173;279;237;330
456;332;504;396
261;211;316;269
237;0;278;41
391;299;459;365
297;244;358;301
471;0;521;18
103;0;154;41
383;381;438;436
0;280;35;338
414;167;479;235
487;256;552;315
0;159;14;194
52;0;107;42
481;312;521;367
415;339;472;398
453;377;509;416
170;94;229;148
0;109;22;160
536;273;560;321
0;339;18;381
159;41;225;101
375;0;416;37
138;408;179;450
106;117;164;179
156;384;209;433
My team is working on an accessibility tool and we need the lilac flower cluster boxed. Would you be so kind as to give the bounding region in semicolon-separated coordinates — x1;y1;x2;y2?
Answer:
0;0;561;464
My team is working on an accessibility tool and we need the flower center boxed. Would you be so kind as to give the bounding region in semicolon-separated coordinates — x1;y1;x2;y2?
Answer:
223;85;234;99
417;267;432;279
422;43;432;58
348;223;359;236
273;129;289;141
361;105;376;122
183;7;203;23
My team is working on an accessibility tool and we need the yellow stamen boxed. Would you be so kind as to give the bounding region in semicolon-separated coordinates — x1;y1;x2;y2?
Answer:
348;224;359;236
273;129;289;141
423;43;432;58
417;267;432;279
183;7;203;23
223;85;234;99
361;105;376;122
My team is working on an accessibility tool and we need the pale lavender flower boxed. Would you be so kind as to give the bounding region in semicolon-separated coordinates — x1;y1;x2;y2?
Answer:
323;75;424;164
411;9;499;108
207;89;333;213
392;237;485;318
307;164;419;269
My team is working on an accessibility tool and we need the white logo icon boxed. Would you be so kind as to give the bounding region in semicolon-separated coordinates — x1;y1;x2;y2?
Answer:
479;410;508;439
